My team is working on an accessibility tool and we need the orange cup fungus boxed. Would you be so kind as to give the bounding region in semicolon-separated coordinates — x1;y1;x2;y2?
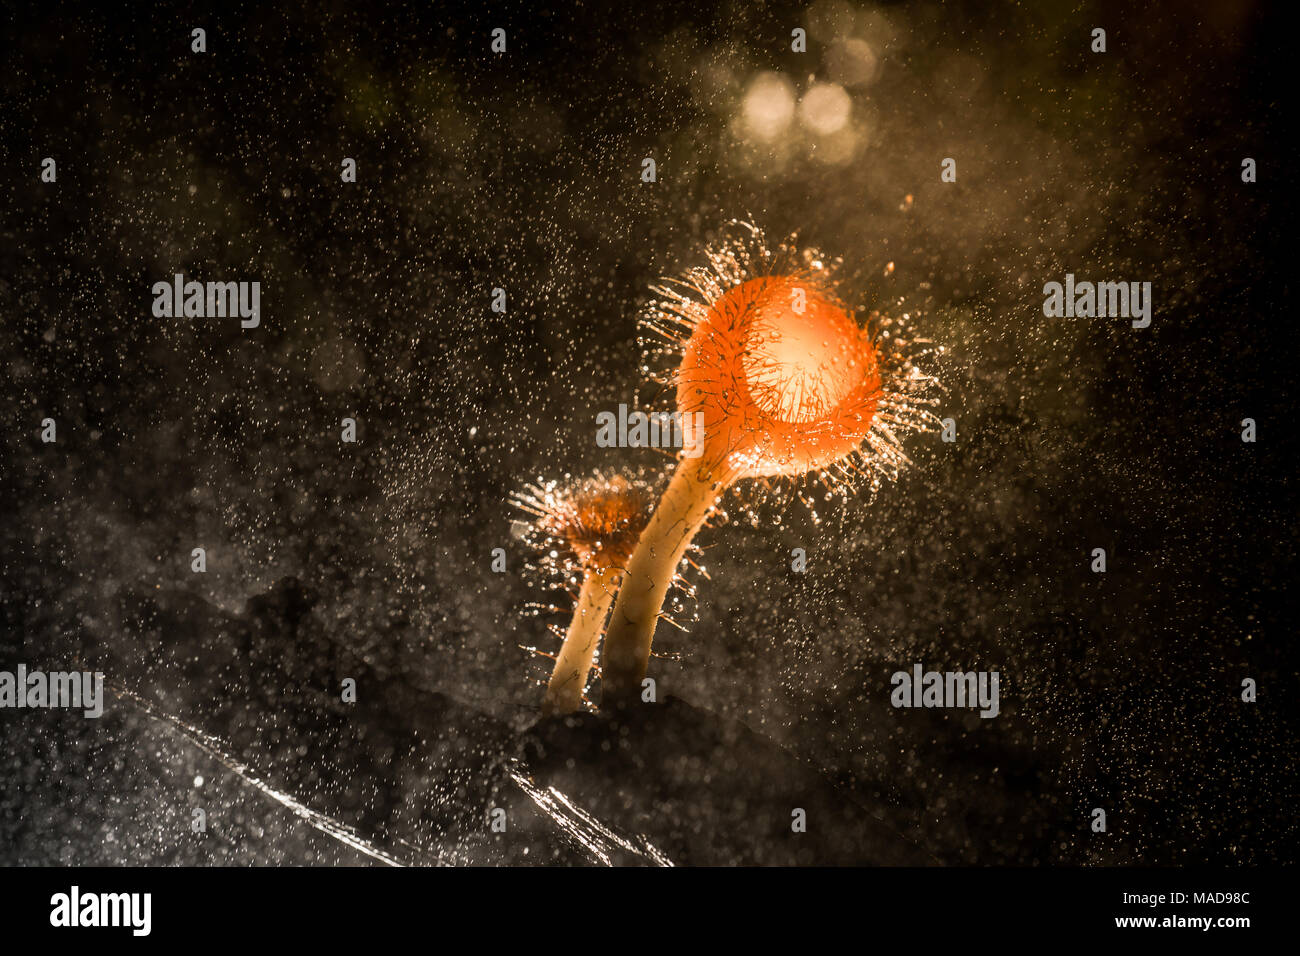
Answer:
512;473;653;715
598;224;939;704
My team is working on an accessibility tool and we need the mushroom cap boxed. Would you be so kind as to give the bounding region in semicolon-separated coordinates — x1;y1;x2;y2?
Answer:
676;275;882;480
529;473;653;571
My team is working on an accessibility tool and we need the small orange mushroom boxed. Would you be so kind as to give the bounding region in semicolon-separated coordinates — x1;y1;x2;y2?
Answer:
512;472;654;715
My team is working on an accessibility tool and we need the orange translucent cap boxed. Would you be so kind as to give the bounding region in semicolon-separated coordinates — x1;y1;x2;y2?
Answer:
676;275;882;480
537;474;652;570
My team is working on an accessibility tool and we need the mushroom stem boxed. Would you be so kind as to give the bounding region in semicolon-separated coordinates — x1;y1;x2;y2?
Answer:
542;566;624;716
600;457;723;704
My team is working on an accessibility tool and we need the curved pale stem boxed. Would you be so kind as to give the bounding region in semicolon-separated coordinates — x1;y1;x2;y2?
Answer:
542;566;624;716
600;458;723;704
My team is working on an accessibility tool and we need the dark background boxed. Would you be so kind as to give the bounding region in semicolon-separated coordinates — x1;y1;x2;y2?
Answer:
1;0;1294;865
